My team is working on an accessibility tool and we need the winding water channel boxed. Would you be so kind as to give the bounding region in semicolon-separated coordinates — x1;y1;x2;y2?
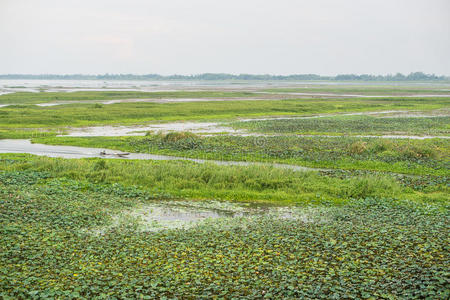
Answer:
0;139;318;172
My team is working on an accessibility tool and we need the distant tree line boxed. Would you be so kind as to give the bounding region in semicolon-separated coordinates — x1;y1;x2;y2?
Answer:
0;72;447;81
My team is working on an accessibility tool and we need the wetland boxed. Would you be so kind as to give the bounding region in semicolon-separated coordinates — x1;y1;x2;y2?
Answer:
0;81;449;298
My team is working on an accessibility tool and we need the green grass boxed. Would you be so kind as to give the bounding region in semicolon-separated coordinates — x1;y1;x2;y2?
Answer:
1;153;448;204
0;91;256;105
232;115;450;136
264;85;450;95
0;129;65;139
33;134;450;176
0;96;449;138
0;169;448;298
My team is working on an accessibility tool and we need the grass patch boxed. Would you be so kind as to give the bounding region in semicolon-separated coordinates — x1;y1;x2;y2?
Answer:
232;115;450;136
33;135;450;176
1;96;448;130
0;91;256;105
1;153;447;204
264;85;450;95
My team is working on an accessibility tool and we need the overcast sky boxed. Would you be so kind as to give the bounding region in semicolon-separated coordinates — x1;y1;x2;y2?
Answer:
1;0;449;75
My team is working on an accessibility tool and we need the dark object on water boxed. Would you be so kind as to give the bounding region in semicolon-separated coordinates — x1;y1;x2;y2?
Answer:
114;152;130;157
99;150;129;157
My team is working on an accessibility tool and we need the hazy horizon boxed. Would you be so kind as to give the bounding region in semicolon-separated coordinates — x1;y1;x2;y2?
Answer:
1;0;449;75
0;72;447;78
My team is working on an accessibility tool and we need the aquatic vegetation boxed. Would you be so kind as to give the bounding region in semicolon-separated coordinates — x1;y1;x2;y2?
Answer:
1;89;449;298
4;154;437;204
1;97;448;134
0;91;257;104
0;173;448;298
35;134;450;176
232;115;450;136
264;85;450;95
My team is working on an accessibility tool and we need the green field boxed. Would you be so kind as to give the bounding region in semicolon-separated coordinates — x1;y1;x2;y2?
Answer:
264;85;450;95
0;93;449;139
34;134;450;176
2;154;447;204
0;89;449;298
0;91;256;105
232;115;450;136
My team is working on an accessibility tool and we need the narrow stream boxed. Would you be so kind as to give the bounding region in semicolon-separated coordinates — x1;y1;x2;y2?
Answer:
0;139;318;172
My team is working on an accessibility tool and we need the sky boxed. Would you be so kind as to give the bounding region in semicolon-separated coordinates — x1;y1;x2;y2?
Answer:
0;0;449;75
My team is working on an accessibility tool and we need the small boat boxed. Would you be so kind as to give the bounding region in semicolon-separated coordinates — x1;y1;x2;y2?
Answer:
99;150;129;157
114;152;130;157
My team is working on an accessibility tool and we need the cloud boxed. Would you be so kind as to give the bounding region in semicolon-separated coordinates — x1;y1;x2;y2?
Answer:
0;0;449;75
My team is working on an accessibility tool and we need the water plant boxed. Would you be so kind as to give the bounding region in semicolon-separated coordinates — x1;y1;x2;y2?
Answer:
0;174;448;298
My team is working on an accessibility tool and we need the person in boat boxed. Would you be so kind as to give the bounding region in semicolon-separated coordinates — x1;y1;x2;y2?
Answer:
100;150;107;155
